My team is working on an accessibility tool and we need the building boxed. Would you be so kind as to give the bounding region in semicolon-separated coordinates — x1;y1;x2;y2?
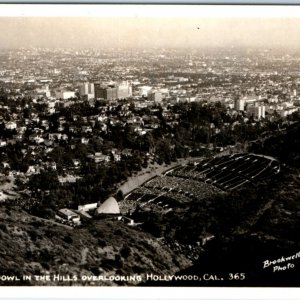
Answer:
138;86;152;97
36;85;51;98
279;107;299;117
160;88;170;98
120;216;134;226
234;99;245;111
56;208;81;224
95;197;120;215
94;83;117;100
95;82;132;100
79;82;94;100
148;91;163;102
247;105;265;119
86;152;110;163
117;81;132;99
94;152;110;163
55;90;76;100
78;203;98;212
5;121;17;130
93;83;102;99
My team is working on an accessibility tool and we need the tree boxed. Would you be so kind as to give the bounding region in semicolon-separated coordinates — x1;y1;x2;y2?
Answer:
28;171;59;191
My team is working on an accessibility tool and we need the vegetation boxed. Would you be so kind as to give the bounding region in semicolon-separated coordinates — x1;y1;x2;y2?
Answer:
0;204;190;286
149;120;300;286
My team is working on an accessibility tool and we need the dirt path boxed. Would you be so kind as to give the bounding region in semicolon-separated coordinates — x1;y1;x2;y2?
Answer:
80;247;89;265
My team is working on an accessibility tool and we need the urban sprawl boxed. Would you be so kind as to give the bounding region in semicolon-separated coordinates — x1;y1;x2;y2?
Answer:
0;47;299;228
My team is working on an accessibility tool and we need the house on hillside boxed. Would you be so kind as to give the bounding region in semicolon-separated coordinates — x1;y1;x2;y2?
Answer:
56;208;81;225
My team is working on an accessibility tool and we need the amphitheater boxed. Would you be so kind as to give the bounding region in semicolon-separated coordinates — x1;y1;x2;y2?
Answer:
119;153;280;214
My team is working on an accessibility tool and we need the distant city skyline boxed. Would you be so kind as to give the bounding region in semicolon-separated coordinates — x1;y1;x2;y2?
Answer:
1;16;300;50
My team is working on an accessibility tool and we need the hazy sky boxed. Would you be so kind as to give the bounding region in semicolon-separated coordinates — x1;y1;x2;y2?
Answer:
0;16;300;49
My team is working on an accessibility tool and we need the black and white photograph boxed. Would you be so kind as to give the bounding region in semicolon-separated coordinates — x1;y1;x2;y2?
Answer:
0;4;300;292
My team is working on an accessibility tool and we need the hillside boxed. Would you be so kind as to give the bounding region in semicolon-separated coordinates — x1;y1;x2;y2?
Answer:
0;205;191;286
1;121;300;287
145;121;300;287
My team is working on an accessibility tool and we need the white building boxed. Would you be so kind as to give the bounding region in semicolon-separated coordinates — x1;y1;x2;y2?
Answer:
55;90;76;100
117;81;132;99
78;203;98;212
138;86;152;97
5;121;17;130
280;107;299;117
95;197;120;215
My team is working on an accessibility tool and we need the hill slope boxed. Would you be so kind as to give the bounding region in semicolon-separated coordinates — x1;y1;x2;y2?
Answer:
0;205;191;286
146;121;300;286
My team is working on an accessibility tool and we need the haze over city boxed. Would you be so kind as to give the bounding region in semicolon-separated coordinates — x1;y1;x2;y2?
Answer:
0;17;300;49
